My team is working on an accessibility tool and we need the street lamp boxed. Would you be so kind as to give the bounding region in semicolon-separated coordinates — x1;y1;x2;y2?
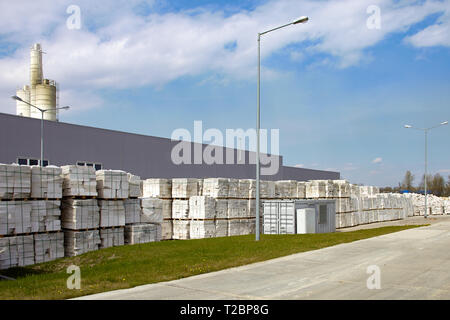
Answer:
11;95;70;167
404;121;448;218
256;16;309;241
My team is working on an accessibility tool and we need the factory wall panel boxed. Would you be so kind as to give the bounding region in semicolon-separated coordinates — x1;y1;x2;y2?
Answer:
0;112;339;181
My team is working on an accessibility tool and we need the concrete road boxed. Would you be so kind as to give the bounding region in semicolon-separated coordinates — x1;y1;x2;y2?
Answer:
77;218;450;300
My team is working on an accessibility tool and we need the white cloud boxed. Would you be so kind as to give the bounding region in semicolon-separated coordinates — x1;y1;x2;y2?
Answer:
294;164;304;168
405;1;450;47
372;157;383;164
0;0;448;113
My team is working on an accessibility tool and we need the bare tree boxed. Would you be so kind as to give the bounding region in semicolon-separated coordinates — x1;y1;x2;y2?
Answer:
401;170;415;192
419;174;434;194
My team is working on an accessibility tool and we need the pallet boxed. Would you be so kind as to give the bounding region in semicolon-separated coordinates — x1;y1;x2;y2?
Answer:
0;232;32;238
99;226;125;230
62;195;97;199
62;227;99;232
0;197;32;202
29;198;61;201
35;230;62;235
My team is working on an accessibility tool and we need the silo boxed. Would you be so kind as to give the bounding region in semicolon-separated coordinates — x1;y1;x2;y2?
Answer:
16;85;31;117
30;43;43;86
35;79;57;121
30;43;43;110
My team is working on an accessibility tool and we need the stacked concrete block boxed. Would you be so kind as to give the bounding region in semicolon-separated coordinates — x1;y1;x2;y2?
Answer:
61;199;100;230
444;198;450;215
0;164;31;199
127;173;142;198
61;165;97;197
350;184;361;197
247;199;257;218
172;199;189;219
203;178;229;198
275;180;297;199
96;170;129;199
305;180;327;199
125;223;161;244
141;198;163;224
64;230;101;257
172;220;190;240
98;200;125;228
31;200;61;232
238;179;251;199
227;199;248;218
228;219;255;236
189;196;216;219
100;227;124;248
248;179;256;199
404;193;444;216
197;179;204;196
0;235;34;269
227;219;241;237
31;166;62;199
172;178;198;198
228;178;239;198
190;220;216;239
334;180;350;198
34;232;64;263
260;180;276;199
215;199;228;219
215;220;228;237
248;179;276;199
161;220;173;240
296;182;306;199
124;198;141;225
0;201;32;235
161;199;172;220
335;198;351;214
160;199;172;240
323;180;338;198
143;179;172;199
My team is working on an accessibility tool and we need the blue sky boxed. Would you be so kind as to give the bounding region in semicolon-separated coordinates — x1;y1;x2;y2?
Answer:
0;0;449;187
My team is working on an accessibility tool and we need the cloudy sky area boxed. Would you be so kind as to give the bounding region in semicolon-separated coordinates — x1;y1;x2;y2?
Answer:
0;0;449;186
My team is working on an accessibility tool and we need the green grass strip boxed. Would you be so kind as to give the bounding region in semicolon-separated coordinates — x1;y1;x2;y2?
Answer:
0;225;424;300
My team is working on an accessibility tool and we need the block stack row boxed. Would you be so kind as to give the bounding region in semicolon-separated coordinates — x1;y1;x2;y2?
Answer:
96;170;128;249
444;198;450;215
61;165;100;257
1;164;64;269
171;178;200;240
170;178;268;240
302;180;414;228
139;179;171;241
403;193;448;216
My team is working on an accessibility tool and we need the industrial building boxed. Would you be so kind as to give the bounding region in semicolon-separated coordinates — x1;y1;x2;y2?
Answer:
0;112;339;181
3;43;340;181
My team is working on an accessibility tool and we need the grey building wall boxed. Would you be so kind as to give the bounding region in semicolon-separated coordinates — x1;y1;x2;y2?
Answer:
0;112;339;181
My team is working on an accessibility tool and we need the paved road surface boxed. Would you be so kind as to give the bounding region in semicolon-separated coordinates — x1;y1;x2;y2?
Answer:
77;217;450;300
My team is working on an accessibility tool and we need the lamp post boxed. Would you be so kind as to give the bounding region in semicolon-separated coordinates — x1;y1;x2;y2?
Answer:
404;121;448;218
256;16;309;241
11;95;70;167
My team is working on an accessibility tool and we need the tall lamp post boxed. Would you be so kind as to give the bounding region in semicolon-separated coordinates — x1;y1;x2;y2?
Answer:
404;121;448;218
11;95;70;167
256;16;309;241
